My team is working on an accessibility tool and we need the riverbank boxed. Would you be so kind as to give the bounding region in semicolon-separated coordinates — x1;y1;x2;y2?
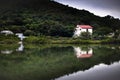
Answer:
1;36;120;44
24;36;120;44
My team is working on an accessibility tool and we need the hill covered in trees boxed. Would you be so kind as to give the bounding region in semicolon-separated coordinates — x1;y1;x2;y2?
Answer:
0;0;120;38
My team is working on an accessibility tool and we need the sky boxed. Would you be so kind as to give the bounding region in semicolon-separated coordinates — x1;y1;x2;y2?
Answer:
54;0;120;18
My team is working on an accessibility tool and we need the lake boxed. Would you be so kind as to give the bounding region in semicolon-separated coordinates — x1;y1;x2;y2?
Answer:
0;43;120;80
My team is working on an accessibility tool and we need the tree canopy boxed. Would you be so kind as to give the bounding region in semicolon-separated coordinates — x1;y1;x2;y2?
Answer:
0;0;120;37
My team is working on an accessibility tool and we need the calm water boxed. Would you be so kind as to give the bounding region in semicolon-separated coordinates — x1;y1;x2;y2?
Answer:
0;43;120;80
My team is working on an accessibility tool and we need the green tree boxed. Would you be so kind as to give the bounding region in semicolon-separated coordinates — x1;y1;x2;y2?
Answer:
24;30;35;36
80;32;92;40
35;20;66;36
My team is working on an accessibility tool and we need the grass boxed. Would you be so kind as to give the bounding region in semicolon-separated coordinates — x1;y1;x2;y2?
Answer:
0;35;120;44
24;36;120;44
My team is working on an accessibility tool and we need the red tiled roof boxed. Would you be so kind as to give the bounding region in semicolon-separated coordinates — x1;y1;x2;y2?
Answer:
78;54;93;58
77;25;93;29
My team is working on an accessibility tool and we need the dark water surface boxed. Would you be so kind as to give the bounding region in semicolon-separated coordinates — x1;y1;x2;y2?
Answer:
0;43;120;80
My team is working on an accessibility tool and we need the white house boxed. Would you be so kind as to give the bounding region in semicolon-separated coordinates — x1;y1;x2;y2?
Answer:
73;46;93;58
16;33;26;41
73;25;93;37
1;30;14;35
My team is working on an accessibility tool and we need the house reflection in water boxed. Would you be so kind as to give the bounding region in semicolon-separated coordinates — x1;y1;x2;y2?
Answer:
1;50;13;54
73;46;93;58
16;42;24;52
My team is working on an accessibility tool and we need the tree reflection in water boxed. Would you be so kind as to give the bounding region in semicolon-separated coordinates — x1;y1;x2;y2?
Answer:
0;42;24;54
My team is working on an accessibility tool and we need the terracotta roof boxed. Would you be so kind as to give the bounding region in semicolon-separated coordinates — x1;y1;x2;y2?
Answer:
77;25;93;29
77;54;93;58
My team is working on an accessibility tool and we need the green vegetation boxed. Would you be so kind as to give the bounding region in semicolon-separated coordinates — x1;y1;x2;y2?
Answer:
0;34;120;44
23;36;120;44
79;32;92;40
0;34;19;44
0;0;120;39
0;0;120;44
24;36;48;44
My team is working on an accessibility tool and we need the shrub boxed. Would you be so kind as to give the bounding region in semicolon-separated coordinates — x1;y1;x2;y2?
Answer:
24;30;35;36
24;36;48;44
80;32;92;40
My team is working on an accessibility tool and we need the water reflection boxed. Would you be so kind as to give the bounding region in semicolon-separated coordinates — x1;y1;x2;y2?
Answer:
0;42;24;54
1;50;13;54
16;42;24;52
0;44;120;80
73;46;93;58
55;60;120;80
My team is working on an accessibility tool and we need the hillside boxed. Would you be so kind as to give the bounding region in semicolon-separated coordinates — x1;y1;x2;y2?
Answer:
0;0;120;37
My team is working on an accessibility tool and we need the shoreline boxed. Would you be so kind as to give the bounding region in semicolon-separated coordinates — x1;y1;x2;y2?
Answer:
1;38;120;44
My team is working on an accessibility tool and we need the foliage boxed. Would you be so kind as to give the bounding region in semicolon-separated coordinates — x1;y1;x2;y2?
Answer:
24;30;36;36
24;36;48;44
113;30;120;39
0;34;19;44
80;32;92;40
0;0;120;38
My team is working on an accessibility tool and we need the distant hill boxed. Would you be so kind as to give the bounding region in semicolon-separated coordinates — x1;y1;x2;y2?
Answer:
0;0;120;37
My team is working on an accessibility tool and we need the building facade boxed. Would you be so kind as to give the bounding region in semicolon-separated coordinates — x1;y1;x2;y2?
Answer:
74;25;93;37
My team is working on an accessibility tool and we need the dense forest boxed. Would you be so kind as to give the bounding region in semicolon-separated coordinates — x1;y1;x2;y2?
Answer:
0;0;120;38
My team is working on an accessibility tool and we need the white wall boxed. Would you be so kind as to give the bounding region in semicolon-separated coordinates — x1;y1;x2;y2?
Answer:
81;29;87;32
74;28;93;37
74;27;81;37
88;29;93;34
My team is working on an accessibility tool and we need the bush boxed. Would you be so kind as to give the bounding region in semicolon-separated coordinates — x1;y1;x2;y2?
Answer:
24;36;48;44
24;30;36;36
80;32;92;40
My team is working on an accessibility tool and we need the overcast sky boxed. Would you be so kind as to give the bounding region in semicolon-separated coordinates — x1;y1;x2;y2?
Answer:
54;0;120;18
